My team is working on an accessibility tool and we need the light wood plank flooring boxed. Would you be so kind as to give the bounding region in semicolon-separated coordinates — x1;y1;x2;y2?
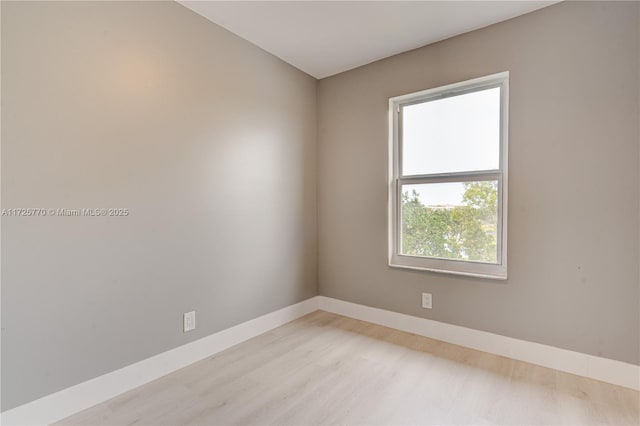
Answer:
58;311;639;425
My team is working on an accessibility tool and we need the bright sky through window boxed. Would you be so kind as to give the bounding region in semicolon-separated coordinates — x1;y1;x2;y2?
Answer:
402;87;500;176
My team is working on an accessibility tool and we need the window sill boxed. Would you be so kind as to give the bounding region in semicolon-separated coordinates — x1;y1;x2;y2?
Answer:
389;256;507;280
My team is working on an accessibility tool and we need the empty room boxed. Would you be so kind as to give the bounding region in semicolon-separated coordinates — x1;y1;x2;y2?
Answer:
1;1;639;425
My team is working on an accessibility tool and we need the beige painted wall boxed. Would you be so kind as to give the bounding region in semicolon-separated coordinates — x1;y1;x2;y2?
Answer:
318;1;640;365
1;1;317;410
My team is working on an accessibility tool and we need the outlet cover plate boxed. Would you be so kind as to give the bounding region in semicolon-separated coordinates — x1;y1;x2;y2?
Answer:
422;293;432;309
183;311;196;332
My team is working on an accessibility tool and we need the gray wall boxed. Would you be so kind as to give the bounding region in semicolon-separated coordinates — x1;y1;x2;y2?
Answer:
318;1;640;365
1;1;317;410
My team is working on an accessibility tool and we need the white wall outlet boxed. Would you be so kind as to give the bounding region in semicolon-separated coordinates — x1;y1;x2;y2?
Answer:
183;311;196;332
422;293;433;309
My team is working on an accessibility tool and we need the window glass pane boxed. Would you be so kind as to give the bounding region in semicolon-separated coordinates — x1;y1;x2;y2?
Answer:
402;87;500;176
401;181;498;263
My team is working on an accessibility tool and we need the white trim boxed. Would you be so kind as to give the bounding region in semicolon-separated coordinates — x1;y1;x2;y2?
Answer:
0;297;320;426
3;295;637;425
317;296;640;391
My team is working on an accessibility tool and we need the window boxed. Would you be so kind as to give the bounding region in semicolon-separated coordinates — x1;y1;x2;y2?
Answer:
389;72;508;279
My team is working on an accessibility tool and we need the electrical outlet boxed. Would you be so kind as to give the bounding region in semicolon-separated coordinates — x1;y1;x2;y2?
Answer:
183;311;196;332
422;293;432;309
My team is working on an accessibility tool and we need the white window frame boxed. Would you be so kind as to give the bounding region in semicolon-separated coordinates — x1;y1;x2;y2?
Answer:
388;72;509;280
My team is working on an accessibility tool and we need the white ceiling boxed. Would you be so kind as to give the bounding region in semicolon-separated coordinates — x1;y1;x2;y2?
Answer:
179;1;558;79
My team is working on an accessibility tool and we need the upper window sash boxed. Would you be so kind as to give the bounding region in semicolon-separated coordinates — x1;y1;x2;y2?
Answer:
399;83;503;178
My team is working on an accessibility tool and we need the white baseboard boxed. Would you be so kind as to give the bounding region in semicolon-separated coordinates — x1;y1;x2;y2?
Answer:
3;295;637;425
317;296;640;391
0;297;320;426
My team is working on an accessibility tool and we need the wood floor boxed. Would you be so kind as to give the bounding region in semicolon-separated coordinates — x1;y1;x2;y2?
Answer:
58;311;639;426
